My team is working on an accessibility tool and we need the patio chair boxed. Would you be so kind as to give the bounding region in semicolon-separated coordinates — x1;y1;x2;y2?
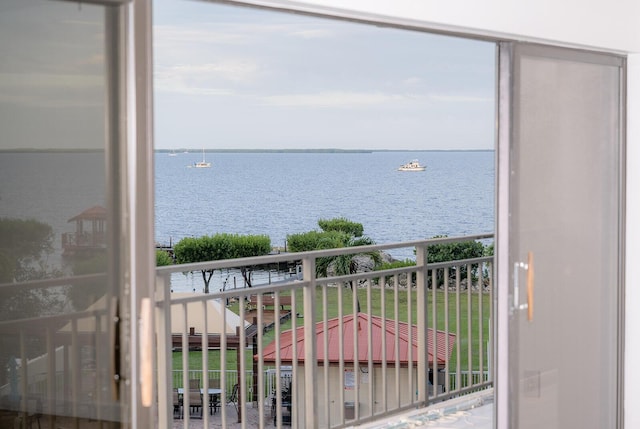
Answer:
188;388;203;418
272;383;292;426
188;378;200;389
226;383;239;413
208;379;221;415
172;388;182;419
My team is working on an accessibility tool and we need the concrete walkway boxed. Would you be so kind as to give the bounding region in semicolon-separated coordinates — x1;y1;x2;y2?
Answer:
172;390;493;428
172;404;263;428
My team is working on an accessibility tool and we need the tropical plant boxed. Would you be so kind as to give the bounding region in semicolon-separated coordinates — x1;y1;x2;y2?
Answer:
374;258;417;286
67;253;107;310
286;230;348;253
315;236;381;278
288;218;381;312
427;235;485;263
317;217;364;237
0;217;54;283
425;236;485;288
0;218;62;386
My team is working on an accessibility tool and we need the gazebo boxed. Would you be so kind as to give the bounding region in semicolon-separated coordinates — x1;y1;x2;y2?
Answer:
259;312;456;426
61;205;107;256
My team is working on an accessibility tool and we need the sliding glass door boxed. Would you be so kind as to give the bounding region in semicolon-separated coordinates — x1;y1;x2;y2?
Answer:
499;43;624;429
0;1;129;426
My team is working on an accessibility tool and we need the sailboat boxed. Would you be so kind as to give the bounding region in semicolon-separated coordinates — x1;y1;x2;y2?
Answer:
194;148;211;168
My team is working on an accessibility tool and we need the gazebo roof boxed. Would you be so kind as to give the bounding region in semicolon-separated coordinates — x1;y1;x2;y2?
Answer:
259;312;456;366
68;205;107;222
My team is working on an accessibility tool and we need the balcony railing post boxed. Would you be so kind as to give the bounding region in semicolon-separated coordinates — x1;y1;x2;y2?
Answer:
155;273;172;427
415;244;429;405
302;254;318;427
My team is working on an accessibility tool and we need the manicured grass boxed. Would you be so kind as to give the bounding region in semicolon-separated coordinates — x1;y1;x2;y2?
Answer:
171;350;252;371
243;285;489;371
172;284;490;407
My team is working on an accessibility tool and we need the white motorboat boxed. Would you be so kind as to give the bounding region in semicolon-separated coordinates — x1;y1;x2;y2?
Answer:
397;160;426;171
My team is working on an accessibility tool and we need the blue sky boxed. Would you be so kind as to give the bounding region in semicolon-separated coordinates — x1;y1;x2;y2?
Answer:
153;0;496;151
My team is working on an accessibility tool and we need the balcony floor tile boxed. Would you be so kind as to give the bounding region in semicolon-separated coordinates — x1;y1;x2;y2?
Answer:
355;390;493;429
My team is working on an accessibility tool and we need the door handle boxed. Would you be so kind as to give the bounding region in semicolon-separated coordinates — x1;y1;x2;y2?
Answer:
513;251;534;322
526;252;534;321
140;298;153;407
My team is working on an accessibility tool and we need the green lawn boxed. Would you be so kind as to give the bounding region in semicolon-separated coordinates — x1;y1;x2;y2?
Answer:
175;285;491;373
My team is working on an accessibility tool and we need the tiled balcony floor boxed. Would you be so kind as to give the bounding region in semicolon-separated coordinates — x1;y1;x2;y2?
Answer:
356;390;493;429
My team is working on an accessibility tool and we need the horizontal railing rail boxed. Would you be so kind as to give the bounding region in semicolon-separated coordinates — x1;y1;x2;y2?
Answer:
156;233;494;428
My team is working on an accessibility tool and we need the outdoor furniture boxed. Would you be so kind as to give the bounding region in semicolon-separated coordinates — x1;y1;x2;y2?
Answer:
187;389;203;418
271;383;292;426
188;378;200;389
172;388;182;419
226;384;239;413
176;386;222;415
208;379;221;414
246;295;292;311
176;388;221;397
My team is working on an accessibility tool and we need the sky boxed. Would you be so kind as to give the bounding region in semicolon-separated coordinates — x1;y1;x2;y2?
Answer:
0;0;495;151
153;0;496;151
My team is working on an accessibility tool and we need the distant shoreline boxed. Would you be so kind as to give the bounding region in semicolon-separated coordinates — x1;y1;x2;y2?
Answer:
0;148;494;153
0;148;104;153
159;148;495;153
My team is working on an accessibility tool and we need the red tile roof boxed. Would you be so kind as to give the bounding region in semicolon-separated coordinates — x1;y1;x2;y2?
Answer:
259;313;456;366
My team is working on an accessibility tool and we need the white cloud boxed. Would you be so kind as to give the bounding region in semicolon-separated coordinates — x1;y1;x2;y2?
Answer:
154;22;332;48
259;91;492;109
403;77;423;86
155;60;259;95
154;25;249;46
288;29;334;39
429;94;493;103
171;61;258;82
260;91;406;108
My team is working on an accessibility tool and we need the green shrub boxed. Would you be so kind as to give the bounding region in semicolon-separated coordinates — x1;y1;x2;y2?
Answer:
318;217;363;237
173;233;271;292
156;250;173;266
287;230;348;252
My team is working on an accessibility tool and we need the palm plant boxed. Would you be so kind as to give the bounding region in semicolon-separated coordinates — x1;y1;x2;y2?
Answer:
287;218;382;312
316;235;382;313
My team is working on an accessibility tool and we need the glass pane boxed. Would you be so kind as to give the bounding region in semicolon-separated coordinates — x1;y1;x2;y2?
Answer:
511;47;621;429
0;0;120;425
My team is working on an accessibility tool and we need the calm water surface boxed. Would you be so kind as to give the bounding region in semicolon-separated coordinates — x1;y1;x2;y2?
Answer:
155;151;494;262
0;151;493;292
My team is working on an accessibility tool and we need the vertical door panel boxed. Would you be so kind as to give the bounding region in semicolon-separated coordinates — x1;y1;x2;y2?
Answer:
0;0;126;426
507;44;623;429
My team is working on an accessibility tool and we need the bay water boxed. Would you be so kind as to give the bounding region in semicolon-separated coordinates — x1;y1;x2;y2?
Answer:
0;151;494;293
155;151;494;292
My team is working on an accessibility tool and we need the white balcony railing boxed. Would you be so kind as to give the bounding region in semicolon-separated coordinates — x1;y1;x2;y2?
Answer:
155;233;494;428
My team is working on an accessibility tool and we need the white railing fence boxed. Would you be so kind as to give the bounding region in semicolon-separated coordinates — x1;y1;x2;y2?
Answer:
154;234;494;428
